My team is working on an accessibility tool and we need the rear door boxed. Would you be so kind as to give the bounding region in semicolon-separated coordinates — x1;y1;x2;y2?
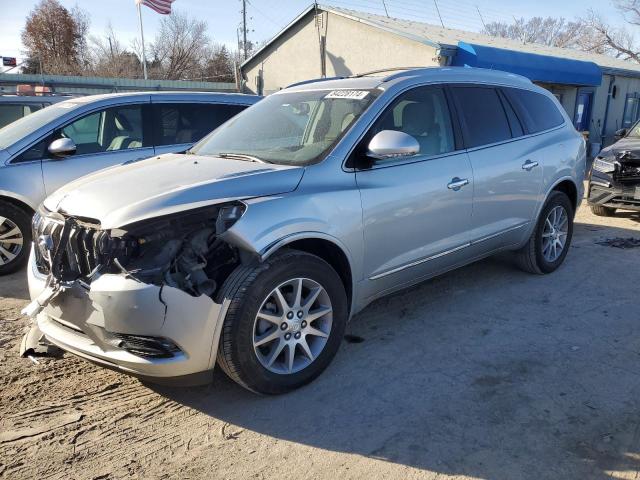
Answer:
41;102;154;195
450;85;543;249
355;85;474;297
152;102;248;155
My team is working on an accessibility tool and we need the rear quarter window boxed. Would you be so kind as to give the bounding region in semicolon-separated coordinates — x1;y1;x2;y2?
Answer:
503;88;565;133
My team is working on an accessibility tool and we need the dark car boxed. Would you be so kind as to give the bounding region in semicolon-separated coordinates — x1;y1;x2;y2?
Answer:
588;123;640;216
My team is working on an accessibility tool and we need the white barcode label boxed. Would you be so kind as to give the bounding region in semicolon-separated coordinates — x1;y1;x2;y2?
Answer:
325;90;369;100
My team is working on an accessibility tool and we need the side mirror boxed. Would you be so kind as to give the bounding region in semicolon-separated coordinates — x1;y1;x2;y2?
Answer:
614;128;627;140
367;130;420;160
48;138;76;158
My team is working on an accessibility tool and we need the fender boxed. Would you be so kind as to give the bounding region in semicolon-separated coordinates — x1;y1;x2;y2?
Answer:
0;190;37;212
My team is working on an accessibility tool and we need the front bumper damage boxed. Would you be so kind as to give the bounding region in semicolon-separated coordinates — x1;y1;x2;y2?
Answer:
588;151;640;211
26;251;230;384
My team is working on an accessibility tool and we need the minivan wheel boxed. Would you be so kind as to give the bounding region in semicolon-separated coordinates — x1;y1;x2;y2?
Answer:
216;250;348;394
590;204;616;217
0;201;31;275
515;191;574;275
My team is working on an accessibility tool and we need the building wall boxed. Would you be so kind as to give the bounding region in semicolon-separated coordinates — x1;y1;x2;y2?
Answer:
323;13;439;78
242;11;439;95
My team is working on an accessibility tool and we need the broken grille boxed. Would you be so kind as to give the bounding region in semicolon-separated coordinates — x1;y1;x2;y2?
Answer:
33;212;104;280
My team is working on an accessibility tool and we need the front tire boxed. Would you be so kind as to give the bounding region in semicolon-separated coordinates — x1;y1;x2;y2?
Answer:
516;191;574;274
216;250;348;394
590;204;616;217
0;201;32;275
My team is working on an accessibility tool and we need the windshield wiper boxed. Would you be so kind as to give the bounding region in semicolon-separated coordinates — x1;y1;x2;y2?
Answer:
217;152;270;164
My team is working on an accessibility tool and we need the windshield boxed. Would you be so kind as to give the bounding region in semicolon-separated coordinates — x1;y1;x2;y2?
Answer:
627;120;640;137
0;101;80;150
190;89;380;165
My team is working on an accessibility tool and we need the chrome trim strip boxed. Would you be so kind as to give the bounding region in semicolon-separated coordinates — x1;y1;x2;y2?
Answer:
369;223;529;280
369;243;470;280
470;222;528;245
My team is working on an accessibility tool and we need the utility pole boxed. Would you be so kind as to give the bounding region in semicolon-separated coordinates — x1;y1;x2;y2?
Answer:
476;5;487;30
242;0;248;60
433;0;445;28
381;0;389;17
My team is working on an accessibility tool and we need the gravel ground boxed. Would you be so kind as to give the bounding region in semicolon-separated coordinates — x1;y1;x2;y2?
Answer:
1;202;640;480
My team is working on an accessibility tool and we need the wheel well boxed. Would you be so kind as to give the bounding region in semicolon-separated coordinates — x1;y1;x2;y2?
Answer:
0;196;34;217
552;180;578;212
285;238;353;311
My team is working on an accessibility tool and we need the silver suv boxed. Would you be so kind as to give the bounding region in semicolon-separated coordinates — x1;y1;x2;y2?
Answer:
0;92;259;274
25;68;586;394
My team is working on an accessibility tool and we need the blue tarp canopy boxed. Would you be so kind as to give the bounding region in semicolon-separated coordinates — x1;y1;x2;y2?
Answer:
452;42;602;87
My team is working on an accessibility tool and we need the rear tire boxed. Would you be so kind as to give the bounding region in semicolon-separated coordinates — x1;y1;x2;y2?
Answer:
0;201;32;276
516;191;574;275
590;204;616;217
216;249;348;394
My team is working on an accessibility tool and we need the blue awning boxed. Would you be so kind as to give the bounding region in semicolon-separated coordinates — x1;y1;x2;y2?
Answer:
452;42;602;87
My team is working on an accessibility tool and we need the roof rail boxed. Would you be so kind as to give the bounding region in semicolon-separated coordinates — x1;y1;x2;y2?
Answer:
286;76;345;88
350;66;427;78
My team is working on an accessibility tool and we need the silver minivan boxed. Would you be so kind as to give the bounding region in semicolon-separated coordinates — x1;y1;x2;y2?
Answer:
0;92;259;274
25;68;586;394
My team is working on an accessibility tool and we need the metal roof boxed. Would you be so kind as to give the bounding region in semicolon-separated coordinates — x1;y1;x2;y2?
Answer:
0;73;237;92
242;4;640;79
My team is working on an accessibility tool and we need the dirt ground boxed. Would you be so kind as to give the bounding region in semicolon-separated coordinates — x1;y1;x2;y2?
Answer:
1;202;640;480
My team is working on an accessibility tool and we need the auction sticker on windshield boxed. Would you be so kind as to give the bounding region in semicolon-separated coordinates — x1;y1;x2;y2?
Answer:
325;90;369;100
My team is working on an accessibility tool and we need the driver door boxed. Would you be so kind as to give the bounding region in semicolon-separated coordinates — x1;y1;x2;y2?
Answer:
41;103;153;196
355;85;474;298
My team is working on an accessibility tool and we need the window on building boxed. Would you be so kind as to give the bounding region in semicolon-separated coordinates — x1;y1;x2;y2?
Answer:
504;88;565;133
623;93;640;128
154;103;247;146
451;86;512;148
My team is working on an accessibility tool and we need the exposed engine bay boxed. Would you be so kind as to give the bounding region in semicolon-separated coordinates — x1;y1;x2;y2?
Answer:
613;150;640;183
32;202;249;298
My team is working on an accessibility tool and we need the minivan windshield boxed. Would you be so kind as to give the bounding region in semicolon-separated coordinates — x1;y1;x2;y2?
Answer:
190;89;379;165
0;101;80;150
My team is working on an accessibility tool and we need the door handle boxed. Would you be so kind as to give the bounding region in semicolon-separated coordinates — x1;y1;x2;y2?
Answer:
447;177;469;191
522;160;539;171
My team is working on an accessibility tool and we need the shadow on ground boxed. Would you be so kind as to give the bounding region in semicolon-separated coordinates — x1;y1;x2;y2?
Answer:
152;221;640;480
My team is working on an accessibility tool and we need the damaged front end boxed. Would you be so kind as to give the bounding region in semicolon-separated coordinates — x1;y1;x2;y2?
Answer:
24;202;252;383
588;150;640;211
32;201;248;297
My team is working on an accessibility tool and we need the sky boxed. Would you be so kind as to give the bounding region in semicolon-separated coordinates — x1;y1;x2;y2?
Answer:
0;0;622;70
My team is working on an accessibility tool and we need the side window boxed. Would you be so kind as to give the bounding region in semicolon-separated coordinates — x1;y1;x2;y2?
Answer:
451;86;512;148
504;88;565;133
13;136;51;163
370;86;455;159
0;104;25;128
154;103;247;146
55;104;145;155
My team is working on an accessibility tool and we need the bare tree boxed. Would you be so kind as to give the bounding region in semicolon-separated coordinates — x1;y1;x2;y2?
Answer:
21;0;89;75
149;12;209;80
89;25;142;78
576;7;640;62
482;17;582;48
483;2;640;64
199;44;235;82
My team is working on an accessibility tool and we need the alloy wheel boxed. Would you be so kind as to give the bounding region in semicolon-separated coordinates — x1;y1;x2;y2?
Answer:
0;216;24;266
541;205;568;263
253;277;333;375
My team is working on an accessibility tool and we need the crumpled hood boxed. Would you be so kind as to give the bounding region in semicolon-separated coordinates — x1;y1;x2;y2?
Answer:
44;153;304;229
600;137;640;158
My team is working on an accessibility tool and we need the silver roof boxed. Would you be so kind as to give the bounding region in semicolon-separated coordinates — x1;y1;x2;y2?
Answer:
243;4;640;77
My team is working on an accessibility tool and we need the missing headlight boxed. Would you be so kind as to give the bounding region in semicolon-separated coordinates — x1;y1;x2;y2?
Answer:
112;202;246;298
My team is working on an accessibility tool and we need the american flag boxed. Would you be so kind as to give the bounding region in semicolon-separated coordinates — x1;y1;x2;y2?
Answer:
136;0;175;15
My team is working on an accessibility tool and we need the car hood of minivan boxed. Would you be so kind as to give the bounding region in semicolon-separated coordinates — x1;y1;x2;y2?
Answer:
44;153;304;229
